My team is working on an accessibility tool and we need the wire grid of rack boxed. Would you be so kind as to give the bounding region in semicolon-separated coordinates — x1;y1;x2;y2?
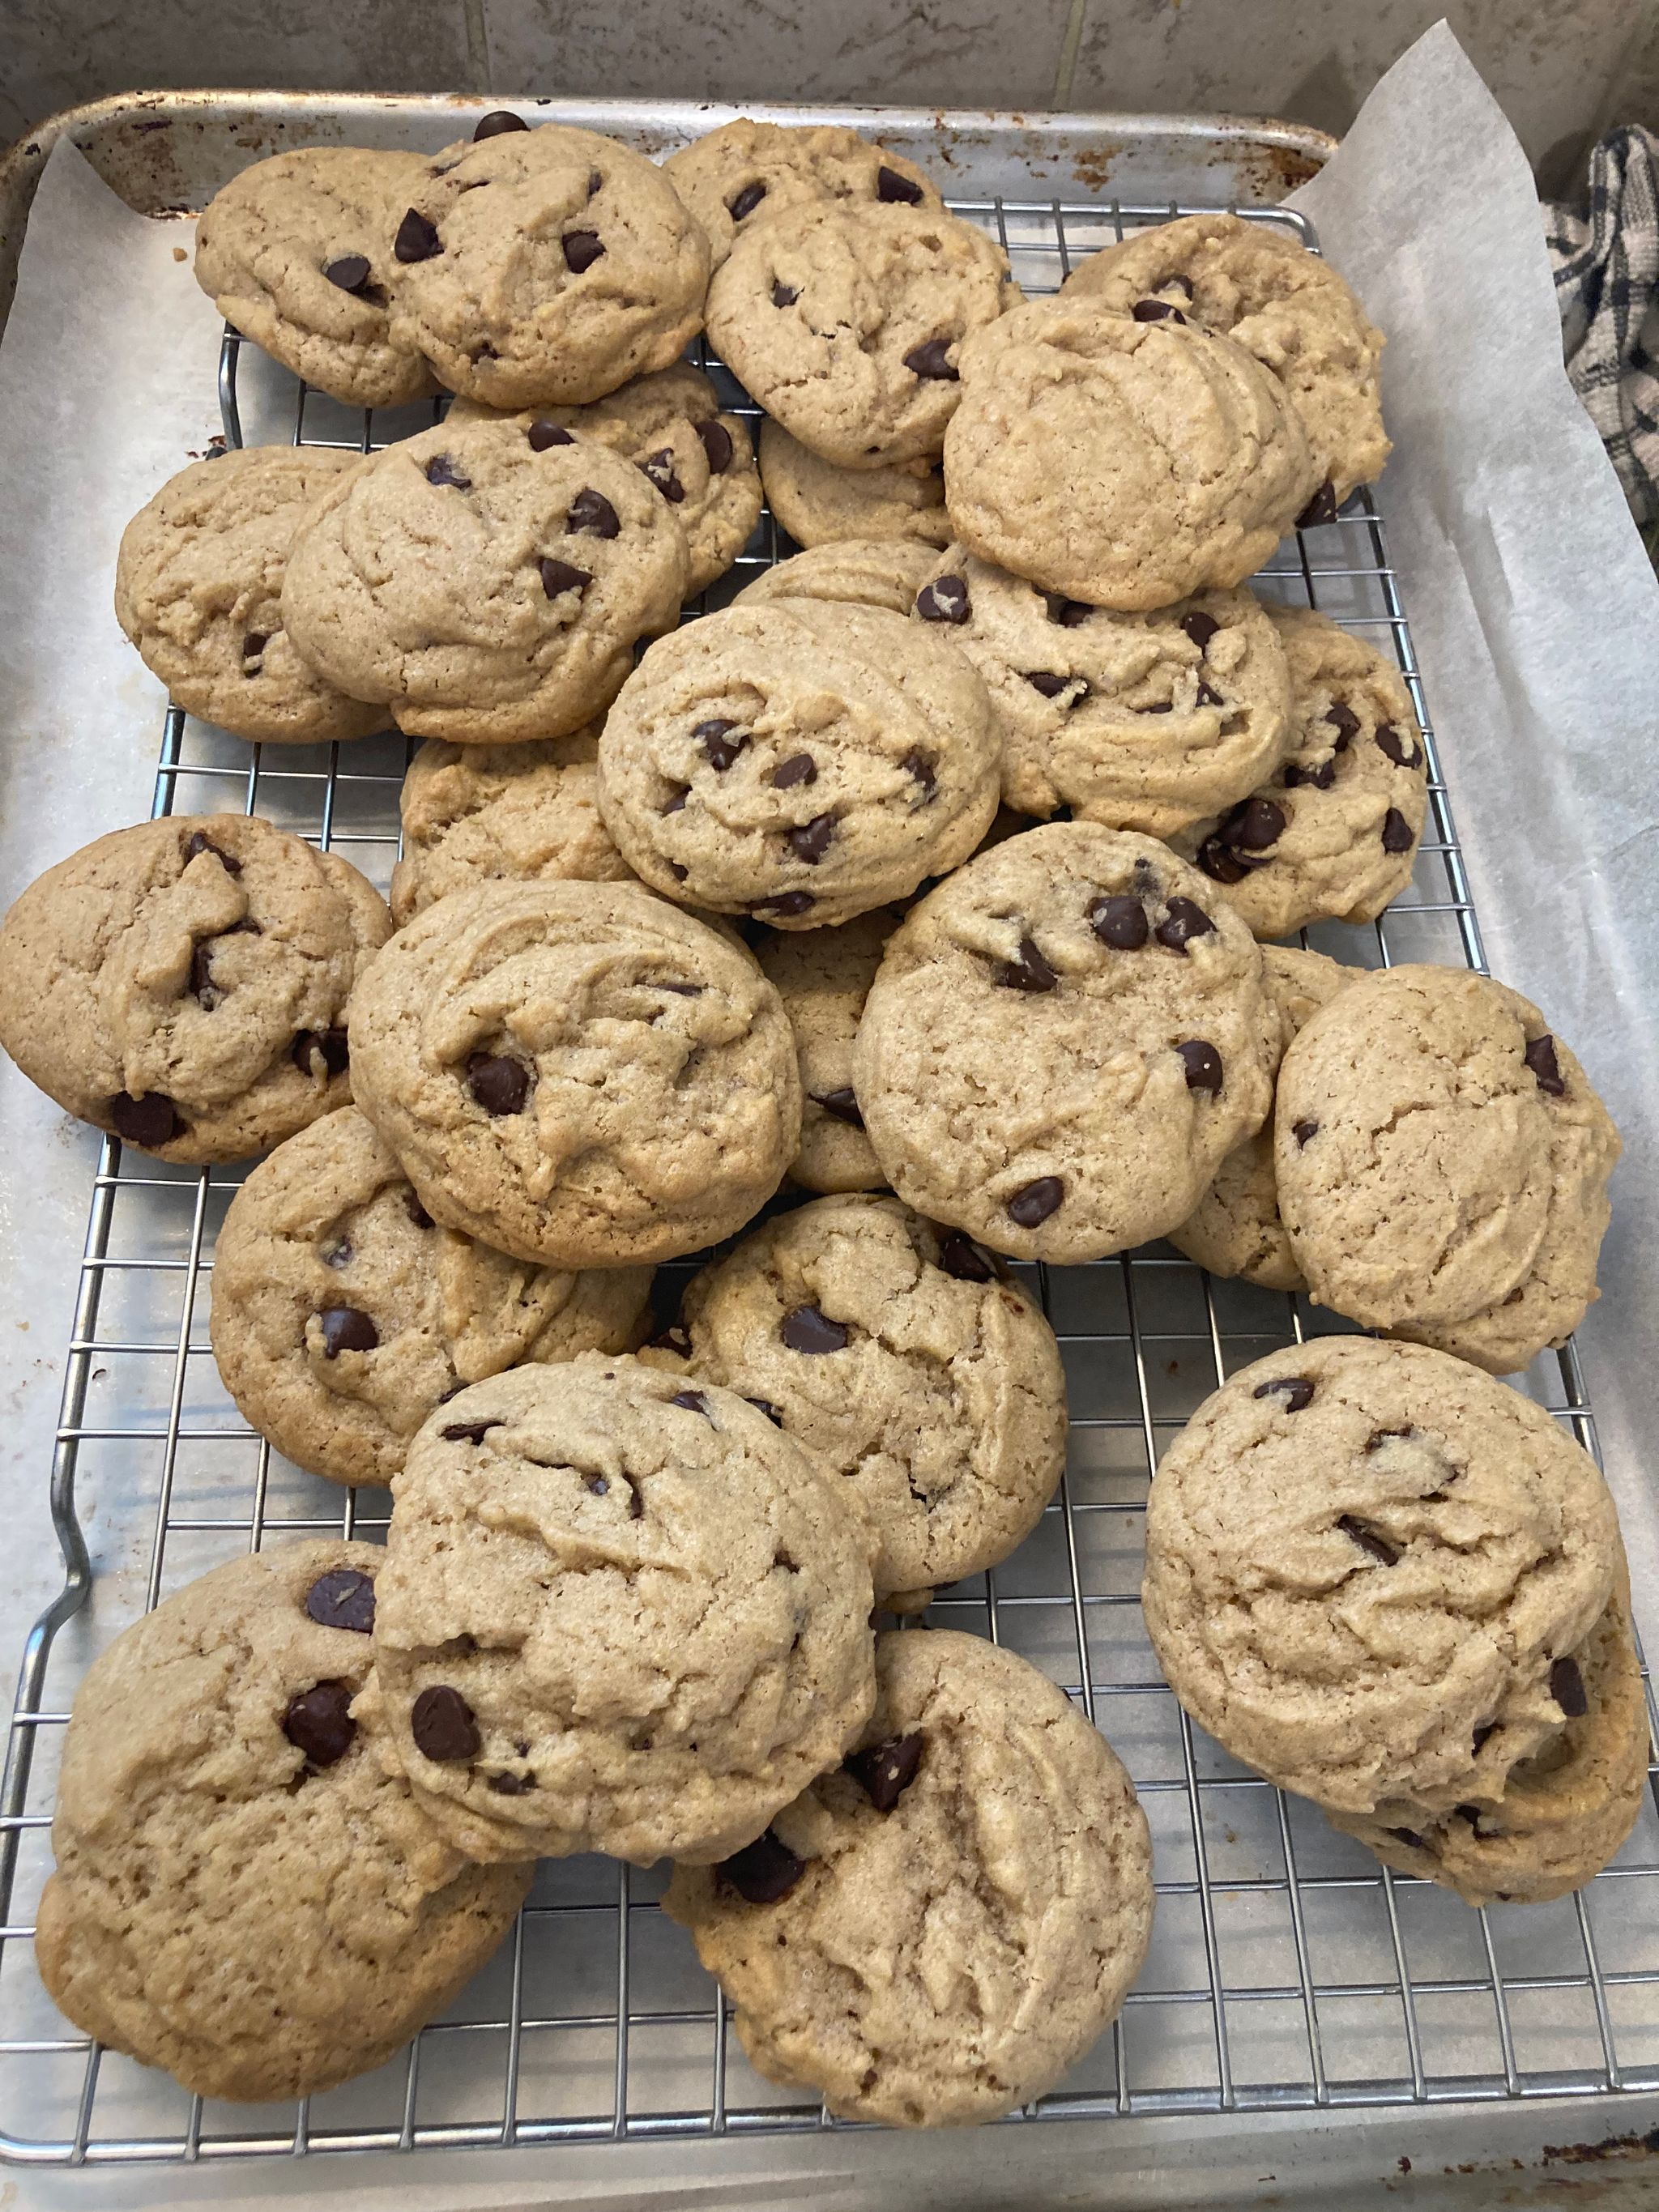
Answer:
0;191;1656;2173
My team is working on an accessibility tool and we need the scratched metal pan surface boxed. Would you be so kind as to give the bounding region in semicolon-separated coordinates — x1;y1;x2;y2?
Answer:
0;91;1655;2212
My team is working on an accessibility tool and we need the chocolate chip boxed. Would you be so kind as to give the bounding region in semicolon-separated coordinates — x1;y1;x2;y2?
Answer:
184;829;242;873
562;230;604;273
640;447;684;501
1165;274;1196;298
937;1230;995;1281
1525;1034;1566;1096
1282;757;1337;791
902;749;937;795
1388;1826;1426;1848
394;208;441;262
1196;837;1251;885
754;889;816;917
241;633;267;663
1050;597;1093;626
903;337;957;381
1325;702;1359;745
282;1681;356;1768
488;1769;535;1794
467;1053;531;1114
813;1087;864;1127
693;418;734;475
1297;480;1339;529
1365;1428;1414;1453
425;454;471;490
1292;1119;1319;1146
747;1396;786;1426
441;1418;501;1444
662;789;688;816
1375;724;1422;769
1155;897;1217;952
1178;1039;1223;1094
319;1306;377;1357
1227;797;1286;851
846;1730;925;1810
667;862;689;881
305;1568;376;1633
1141;701;1174;715
876;164;924;203
320;1238;352;1270
528;420;575;450
292;1027;350;1077
323;252;372;293
1380;807;1414;854
1089;894;1149;949
1023;670;1079;700
996;936;1058;993
788;813;837;863
1253;1375;1315;1413
719;1830;807;1903
727;179;767;222
657;980;703;995
1550;1655;1588;1716
771;280;799;308
567;488;620;539
1132;296;1185;322
412;1684;481;1762
1008;1175;1063;1228
109;1091;181;1148
771;752;817;788
780;1303;850;1354
1196;680;1223;707
696;717;745;770
1473;1721;1499;1752
190;942;220;1006
671;1389;711;1417
474;109;529;139
915;575;969;624
1338;1514;1401;1566
539;556;591;599
1180;609;1220;650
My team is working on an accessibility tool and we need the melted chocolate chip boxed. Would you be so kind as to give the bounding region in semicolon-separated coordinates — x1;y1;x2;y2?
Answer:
425;454;471;490
474;109;530;139
467;1053;531;1115
1325;702;1360;745
845;1730;925;1810
1132;296;1186;322
903;337;957;381
915;575;970;624
1180;609;1220;651
412;1684;481;1762
771;752;817;788
184;829;243;873
305;1568;376;1633
1550;1655;1589;1716
1338;1514;1401;1566
748;1396;786;1426
876;164;925;204
640;447;684;501
1007;1176;1063;1228
1177;1039;1223;1094
696;717;745;769
109;1092;181;1148
1380;807;1414;854
719;1829;807;1903
1297;480;1340;530
292;1027;350;1077
902;749;937;795
562;230;604;273
771;280;800;309
567;488;621;539
996;935;1058;993
528;420;576;450
937;1230;995;1281
323;252;373;293
1253;1375;1315;1413
441;1418;501;1444
394;208;442;262
813;1086;864;1127
283;1681;356;1768
788;814;836;863
1155;897;1217;952
1089;894;1150;950
694;418;734;474
1292;1119;1319;1146
755;889;816;918
1375;724;1422;769
781;1303;850;1354
727;179;767;222
539;556;591;599
319;1306;377;1357
1525;1034;1566;1096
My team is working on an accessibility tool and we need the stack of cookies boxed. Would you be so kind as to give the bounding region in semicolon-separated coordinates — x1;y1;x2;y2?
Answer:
0;109;1638;2128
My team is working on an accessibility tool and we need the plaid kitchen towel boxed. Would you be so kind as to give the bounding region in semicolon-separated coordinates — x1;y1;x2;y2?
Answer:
1546;125;1659;526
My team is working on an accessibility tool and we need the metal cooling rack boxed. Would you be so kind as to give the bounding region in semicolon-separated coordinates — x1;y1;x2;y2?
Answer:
2;194;1656;2172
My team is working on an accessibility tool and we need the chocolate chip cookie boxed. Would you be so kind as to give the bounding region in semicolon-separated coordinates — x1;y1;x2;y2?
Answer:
1169;605;1427;937
595;598;998;928
754;908;898;1192
281;417;689;746
386;123;710;407
1275;965;1621;1373
211;1106;655;1487
0;815;390;1164
368;1354;877;1863
663;118;944;271
390;727;633;926
1168;946;1357;1291
449;363;762;595
194;147;437;407
943;296;1316;610
912;552;1293;834
1142;1336;1624;1816
758;420;951;549
706;201;1017;471
664;1628;1154;2127
1063;212;1389;510
852;822;1277;1261
35;1543;530;2103
115;448;386;747
732;537;938;619
345;878;801;1267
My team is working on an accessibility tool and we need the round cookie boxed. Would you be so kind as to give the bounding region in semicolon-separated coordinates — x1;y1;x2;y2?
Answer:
732;539;938;620
368;1355;877;1864
1168;946;1357;1291
1169;605;1427;937
0;814;390;1165
1274;965;1620;1372
754;909;898;1193
194;147;437;408
390;727;633;926
663;119;944;272
35;1543;530;2103
663;1628;1154;2127
852;823;1278;1262
386;123;710;408
211;1106;654;1487
1331;1583;1648;1907
706;202;1017;471
114;448;386;747
448;364;762;595
659;1196;1067;1607
1063;212;1389;509
1142;1336;1625;1816
281;418;689;747
595;599;998;928
758;420;951;549
943;296;1316;610
345;878;801;1267
911;551;1292;834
